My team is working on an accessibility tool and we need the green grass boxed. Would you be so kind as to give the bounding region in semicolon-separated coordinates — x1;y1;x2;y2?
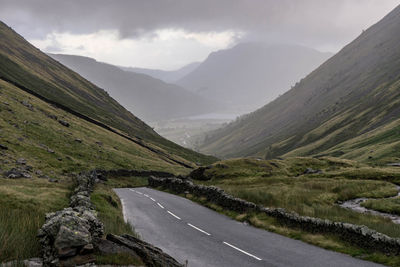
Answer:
0;79;188;262
0;21;216;166
0;179;70;262
91;176;149;236
172;191;400;267
362;197;400;215
199;157;400;238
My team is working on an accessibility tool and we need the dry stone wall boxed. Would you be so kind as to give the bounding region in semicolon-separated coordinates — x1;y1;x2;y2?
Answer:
149;176;400;255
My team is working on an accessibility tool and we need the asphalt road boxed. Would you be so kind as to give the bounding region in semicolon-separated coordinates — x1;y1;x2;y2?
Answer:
114;188;383;267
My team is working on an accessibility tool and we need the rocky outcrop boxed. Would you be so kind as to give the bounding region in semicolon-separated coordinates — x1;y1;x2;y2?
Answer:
37;171;104;266
188;166;212;181
107;234;184;267
149;176;400;255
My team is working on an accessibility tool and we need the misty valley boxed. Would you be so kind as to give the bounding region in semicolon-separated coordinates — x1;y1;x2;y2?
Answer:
1;1;400;267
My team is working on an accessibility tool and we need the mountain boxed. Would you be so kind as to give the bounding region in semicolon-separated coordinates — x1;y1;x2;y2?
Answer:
0;21;216;165
200;5;400;163
121;62;201;83
177;43;332;111
48;54;218;122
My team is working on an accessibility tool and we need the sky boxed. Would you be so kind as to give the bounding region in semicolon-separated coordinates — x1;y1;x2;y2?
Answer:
0;0;399;70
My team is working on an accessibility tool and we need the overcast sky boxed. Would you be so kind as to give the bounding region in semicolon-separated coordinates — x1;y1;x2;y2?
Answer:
0;0;399;70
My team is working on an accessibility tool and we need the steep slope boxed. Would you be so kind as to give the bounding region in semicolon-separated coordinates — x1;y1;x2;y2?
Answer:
0;76;190;262
49;54;217;122
177;43;332;111
122;62;201;83
0;21;216;165
200;5;400;161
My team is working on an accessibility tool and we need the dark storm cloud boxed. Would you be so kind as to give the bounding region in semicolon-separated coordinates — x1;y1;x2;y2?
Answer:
0;0;399;50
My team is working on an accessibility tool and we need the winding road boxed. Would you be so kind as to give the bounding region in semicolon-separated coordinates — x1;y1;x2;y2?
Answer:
115;188;382;267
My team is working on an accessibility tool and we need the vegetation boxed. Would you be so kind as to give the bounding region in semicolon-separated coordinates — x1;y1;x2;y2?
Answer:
178;192;400;267
198;157;400;237
0;79;190;262
92;176;149;236
91;176;151;266
362;197;400;216
199;6;400;162
0;179;70;262
0;21;216;166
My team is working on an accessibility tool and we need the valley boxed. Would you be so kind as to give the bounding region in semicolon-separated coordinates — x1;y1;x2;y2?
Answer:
2;2;400;267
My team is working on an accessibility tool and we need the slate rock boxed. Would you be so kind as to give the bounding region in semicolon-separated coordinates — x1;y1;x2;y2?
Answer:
0;144;8;150
58;120;70;127
16;158;27;165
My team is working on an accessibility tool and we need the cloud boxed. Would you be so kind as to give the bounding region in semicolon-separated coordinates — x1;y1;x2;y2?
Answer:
30;29;238;70
1;0;399;44
1;0;399;68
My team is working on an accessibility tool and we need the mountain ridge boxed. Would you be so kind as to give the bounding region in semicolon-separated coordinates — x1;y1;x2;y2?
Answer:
48;53;220;122
199;5;400;162
0;20;216;165
177;42;333;111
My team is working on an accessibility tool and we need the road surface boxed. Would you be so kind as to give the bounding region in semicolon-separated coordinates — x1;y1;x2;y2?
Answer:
115;187;382;267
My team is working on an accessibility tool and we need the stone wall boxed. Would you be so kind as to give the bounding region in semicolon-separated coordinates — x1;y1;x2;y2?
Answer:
37;171;104;266
37;171;184;267
95;169;175;181
148;176;400;255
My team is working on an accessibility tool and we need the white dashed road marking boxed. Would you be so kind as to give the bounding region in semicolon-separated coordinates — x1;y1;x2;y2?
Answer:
157;203;165;209
150;197;156;201
187;223;211;236
167;210;181;220
144;194;149;197
223;242;262;261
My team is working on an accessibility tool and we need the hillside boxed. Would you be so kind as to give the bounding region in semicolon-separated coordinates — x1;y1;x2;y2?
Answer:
121;62;201;83
49;54;218;122
0;21;216;165
200;5;400;161
177;43;332;111
0;77;191;261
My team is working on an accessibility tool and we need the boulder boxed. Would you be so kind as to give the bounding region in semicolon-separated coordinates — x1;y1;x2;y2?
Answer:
4;168;31;179
0;144;8;150
58;120;70;127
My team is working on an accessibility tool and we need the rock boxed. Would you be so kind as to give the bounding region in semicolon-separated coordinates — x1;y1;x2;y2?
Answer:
16;158;27;165
107;234;184;267
189;166;212;181
58;247;77;258
35;170;43;176
80;243;94;255
74;139;82;143
0;144;8;150
47;148;55;153
21;100;33;110
48;178;59;183
47;114;58;120
59;253;95;266
57;157;63;161
58;120;70;127
4;168;31;179
23;257;43;267
303;168;322;175
54;223;91;250
95;141;103;146
387;163;400;167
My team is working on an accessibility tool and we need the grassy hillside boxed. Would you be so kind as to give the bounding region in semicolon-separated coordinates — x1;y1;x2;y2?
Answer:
0;21;216;166
200;5;400;161
0;78;191;262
